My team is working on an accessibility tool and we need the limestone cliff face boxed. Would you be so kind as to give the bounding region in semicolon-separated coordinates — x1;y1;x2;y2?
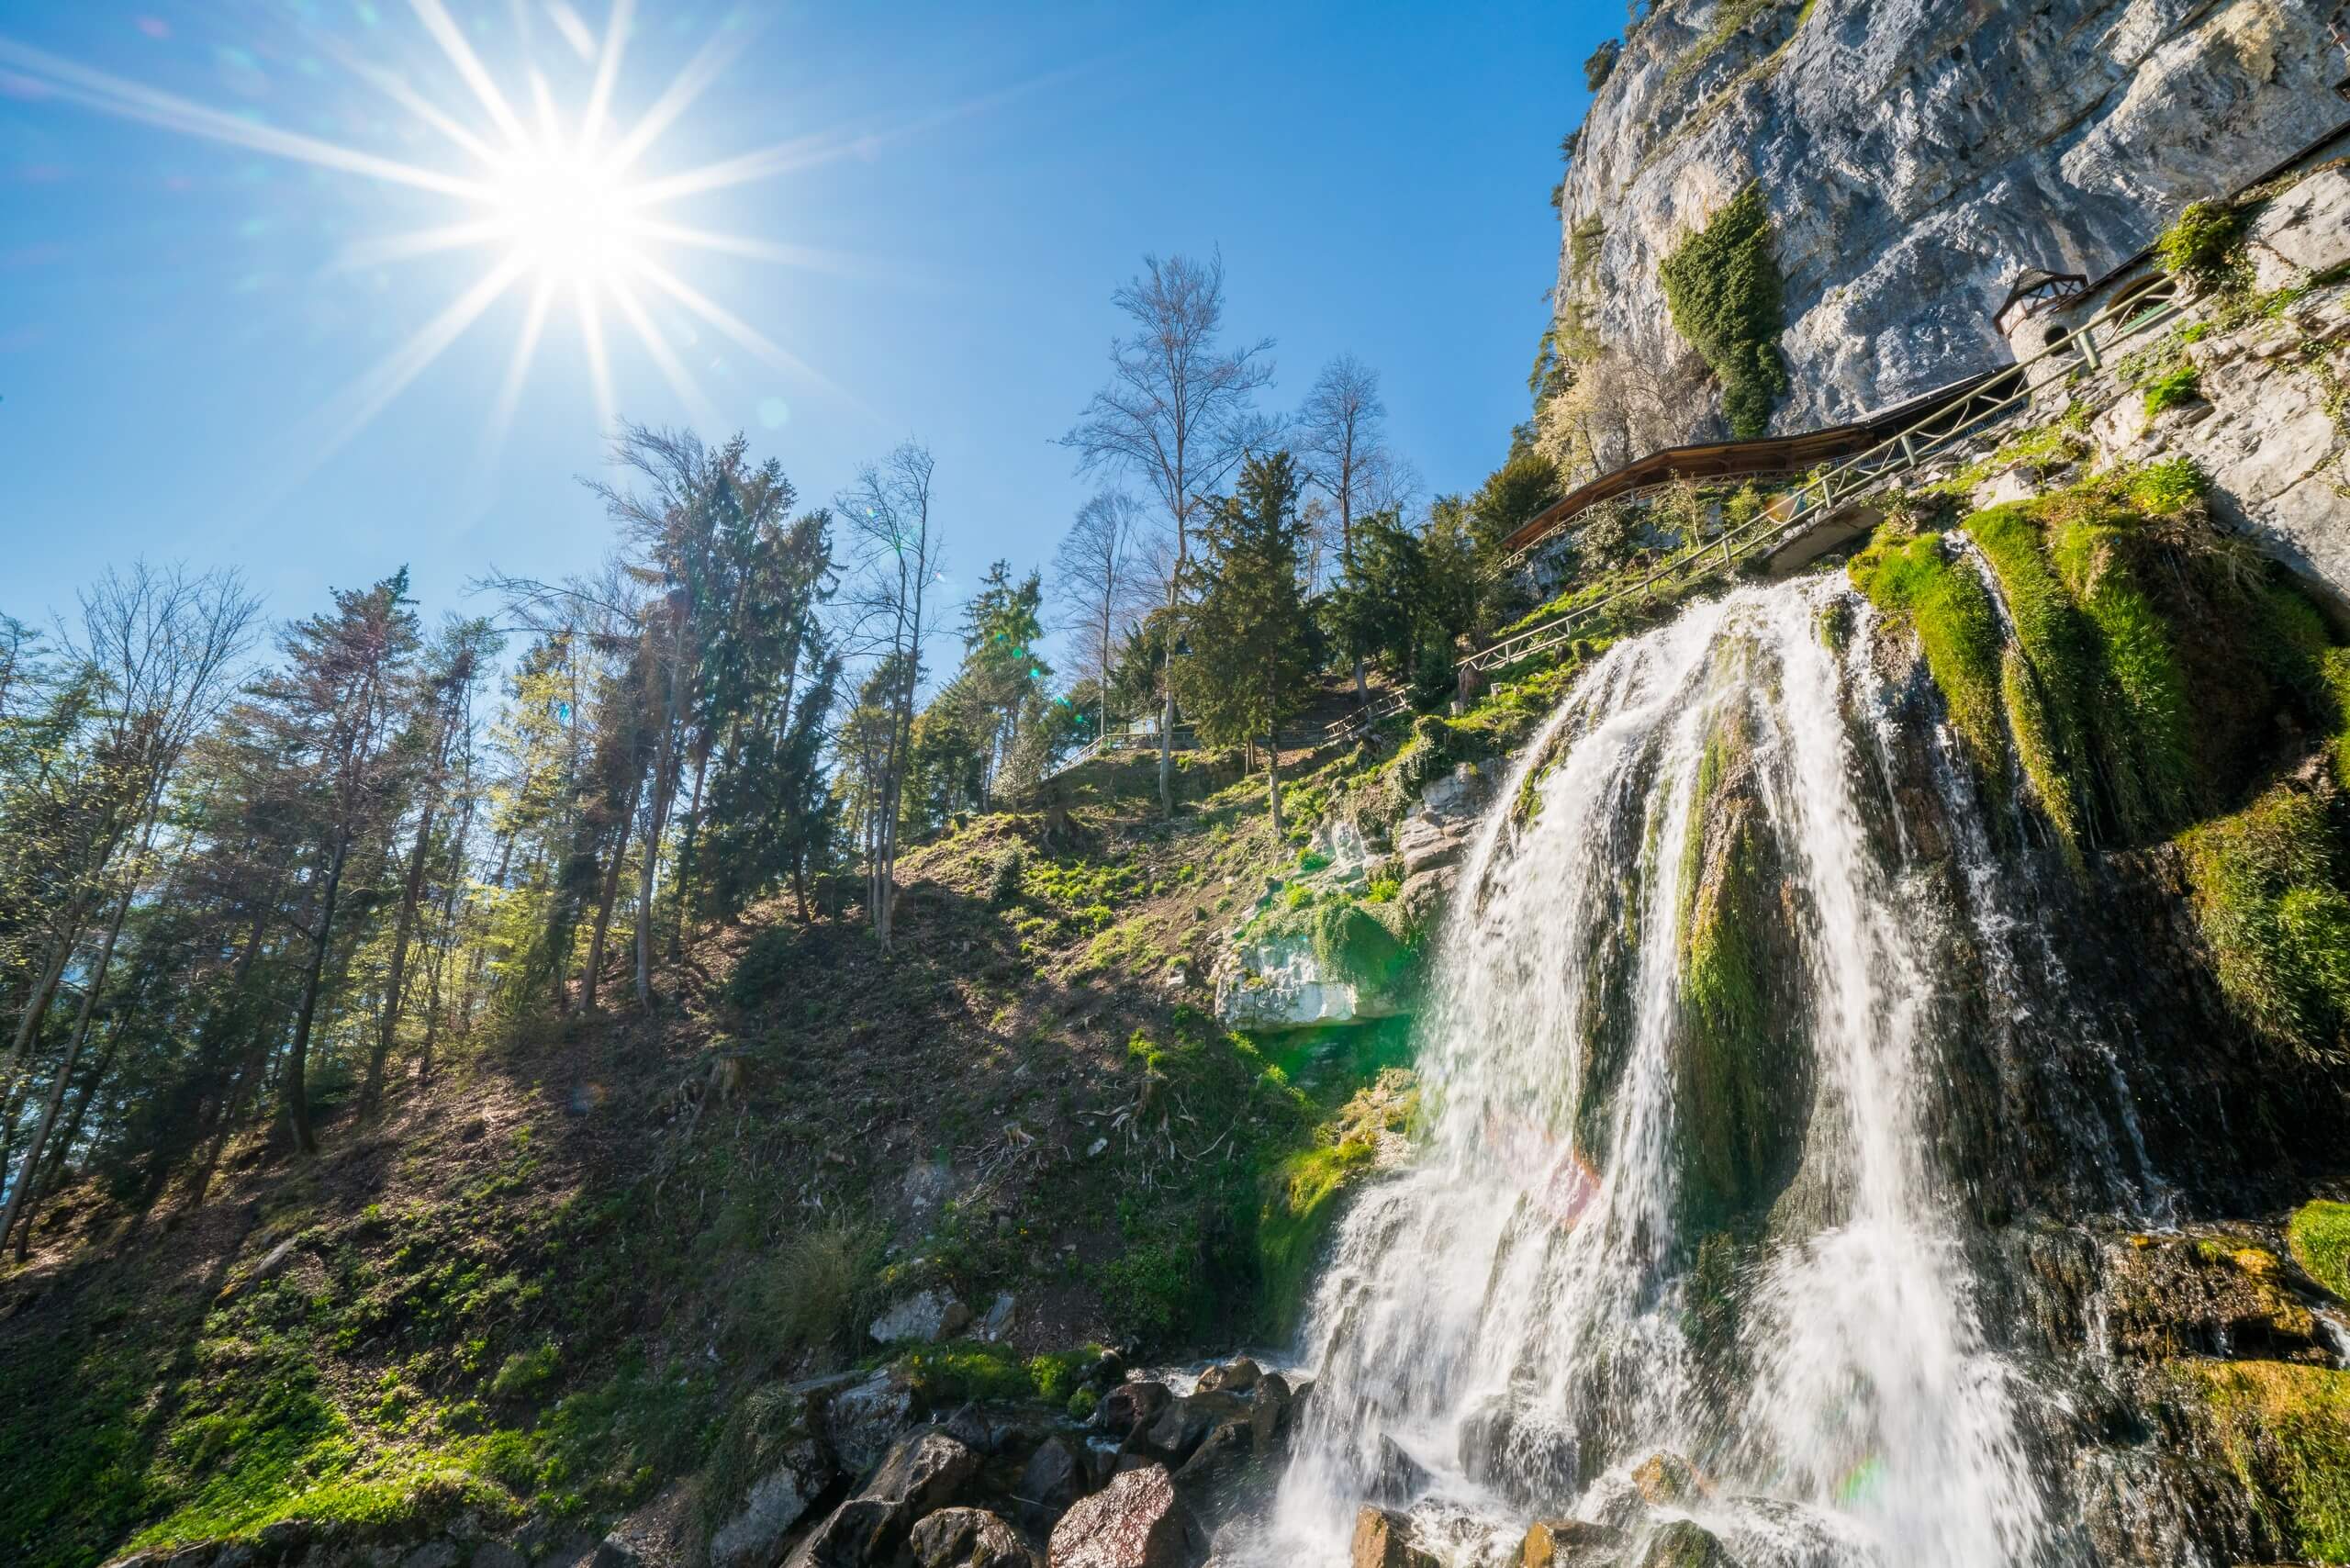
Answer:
1558;0;2347;436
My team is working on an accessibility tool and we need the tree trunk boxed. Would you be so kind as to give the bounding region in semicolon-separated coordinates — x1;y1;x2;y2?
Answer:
12;1020;121;1260
362;779;443;1120
0;871;134;1253
668;747;709;963
285;831;352;1156
583;767;643;1014
1266;735;1284;834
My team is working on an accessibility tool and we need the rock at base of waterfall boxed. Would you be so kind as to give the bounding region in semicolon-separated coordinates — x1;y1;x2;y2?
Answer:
1193;1357;1260;1394
870;1288;972;1346
1517;1518;1622;1567
909;1506;1037;1568
1638;1519;1730;1568
1349;1506;1440;1568
1169;1416;1252;1491
1630;1450;1703;1506
1368;1434;1433;1504
1248;1372;1292;1451
1098;1377;1173;1437
1047;1463;1203;1568
708;1417;834;1568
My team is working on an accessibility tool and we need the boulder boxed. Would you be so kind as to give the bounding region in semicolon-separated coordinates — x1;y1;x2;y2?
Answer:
1169;1417;1252;1491
1639;1520;1730;1568
709;1425;835;1568
1518;1518;1621;1566
976;1291;1017;1341
1458;1396;1583;1506
1193;1358;1260;1395
1019;1434;1091;1530
871;1288;972;1346
910;1507;1037;1568
1248;1373;1292;1452
789;1428;979;1568
1395;867;1457;933
1367;1434;1431;1505
1098;1379;1173;1436
1047;1463;1203;1568
1394;812;1467;878
1630;1451;1701;1506
1132;1392;1246;1467
1348;1506;1438;1568
827;1368;921;1477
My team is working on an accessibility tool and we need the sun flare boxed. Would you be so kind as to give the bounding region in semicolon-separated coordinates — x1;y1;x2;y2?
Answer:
485;144;640;285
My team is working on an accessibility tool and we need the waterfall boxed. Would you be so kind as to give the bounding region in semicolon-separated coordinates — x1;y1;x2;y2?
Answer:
1247;577;2064;1568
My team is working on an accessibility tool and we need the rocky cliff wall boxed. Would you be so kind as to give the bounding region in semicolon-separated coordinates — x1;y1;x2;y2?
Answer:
1555;0;2348;440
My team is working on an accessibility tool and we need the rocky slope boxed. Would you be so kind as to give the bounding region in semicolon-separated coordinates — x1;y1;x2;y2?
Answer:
1555;0;2346;436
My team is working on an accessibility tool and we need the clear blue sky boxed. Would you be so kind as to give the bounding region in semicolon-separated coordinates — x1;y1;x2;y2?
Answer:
1;1;1603;659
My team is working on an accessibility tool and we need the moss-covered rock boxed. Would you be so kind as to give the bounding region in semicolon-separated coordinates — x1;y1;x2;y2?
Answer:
2180;780;2350;1064
1971;503;2103;854
1671;704;1810;1230
2288;1200;2350;1302
1257;1070;1416;1336
2184;1359;2350;1562
1850;532;2009;812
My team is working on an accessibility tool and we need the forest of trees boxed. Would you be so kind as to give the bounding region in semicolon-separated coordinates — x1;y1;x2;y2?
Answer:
0;253;1567;1241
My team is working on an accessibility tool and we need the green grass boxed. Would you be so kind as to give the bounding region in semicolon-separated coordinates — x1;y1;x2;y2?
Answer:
1258;1139;1377;1337
2049;512;2196;838
2144;363;2203;418
2289;1200;2350;1302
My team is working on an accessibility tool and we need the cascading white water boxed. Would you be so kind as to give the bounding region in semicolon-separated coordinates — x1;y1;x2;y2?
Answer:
1247;577;2053;1568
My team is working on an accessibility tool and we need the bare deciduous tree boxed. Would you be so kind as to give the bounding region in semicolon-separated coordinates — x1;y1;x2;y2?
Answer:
1061;252;1275;817
1051;490;1146;741
1296;353;1401;695
839;441;943;955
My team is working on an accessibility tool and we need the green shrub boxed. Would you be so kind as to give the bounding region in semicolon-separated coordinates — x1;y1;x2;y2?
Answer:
988;847;1025;904
2143;363;2202;418
490;1340;561;1399
1067;1387;1099;1421
726;926;800;1009
1660;183;1789;438
2157;199;2249;286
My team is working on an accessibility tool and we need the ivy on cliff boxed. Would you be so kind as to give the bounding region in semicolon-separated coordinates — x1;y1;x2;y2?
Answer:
1659;183;1790;439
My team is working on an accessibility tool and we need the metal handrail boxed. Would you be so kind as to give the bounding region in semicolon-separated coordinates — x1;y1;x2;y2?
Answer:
1460;274;2185;678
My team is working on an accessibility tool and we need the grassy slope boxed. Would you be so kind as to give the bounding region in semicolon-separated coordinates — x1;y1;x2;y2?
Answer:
0;716;1423;1566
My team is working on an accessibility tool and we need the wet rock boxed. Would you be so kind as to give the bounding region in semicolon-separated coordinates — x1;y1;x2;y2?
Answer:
871;1288;972;1346
1458;1395;1584;1506
1193;1357;1260;1395
1638;1519;1729;1568
1367;1434;1432;1504
1131;1392;1244;1467
1099;1379;1173;1436
910;1506;1037;1568
827;1368;920;1476
1348;1506;1439;1568
788;1428;980;1568
1518;1518;1620;1566
1169;1417;1252;1492
1047;1463;1204;1568
709;1421;835;1568
2102;1233;2332;1363
1248;1373;1292;1451
1018;1434;1091;1530
1630;1450;1702;1506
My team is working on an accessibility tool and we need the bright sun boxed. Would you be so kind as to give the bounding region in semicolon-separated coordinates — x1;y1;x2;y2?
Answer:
0;0;864;479
487;144;639;284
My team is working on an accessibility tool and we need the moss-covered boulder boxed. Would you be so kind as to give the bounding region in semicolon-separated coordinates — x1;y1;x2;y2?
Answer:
1672;704;1812;1231
2181;1360;2350;1563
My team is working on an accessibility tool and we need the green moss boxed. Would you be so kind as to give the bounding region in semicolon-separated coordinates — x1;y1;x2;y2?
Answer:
1026;1346;1109;1404
1259;1139;1377;1336
2289;1201;2350;1302
1850;532;2009;808
1660;183;1789;439
2049;514;2196;837
2181;784;2350;1063
1066;1387;1098;1421
1970;503;2103;852
1246;896;1411;993
893;1340;1035;1404
2190;1360;2350;1562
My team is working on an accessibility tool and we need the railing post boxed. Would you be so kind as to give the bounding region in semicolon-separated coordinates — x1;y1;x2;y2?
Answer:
2074;323;2101;371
